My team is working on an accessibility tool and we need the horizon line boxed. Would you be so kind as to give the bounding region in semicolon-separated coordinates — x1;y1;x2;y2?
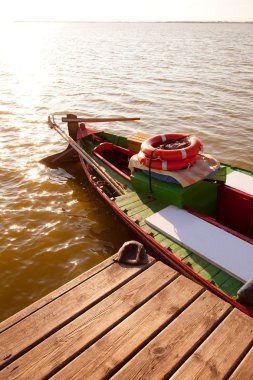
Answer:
10;20;253;24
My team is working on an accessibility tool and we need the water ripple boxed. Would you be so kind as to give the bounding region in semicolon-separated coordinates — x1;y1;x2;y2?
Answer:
0;22;252;322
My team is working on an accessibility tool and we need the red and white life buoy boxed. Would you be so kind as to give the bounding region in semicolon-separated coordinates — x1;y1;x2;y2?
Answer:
140;133;202;161
137;150;198;171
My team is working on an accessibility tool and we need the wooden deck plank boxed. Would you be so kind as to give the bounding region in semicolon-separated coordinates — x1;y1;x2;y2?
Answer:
170;309;253;380
0;250;252;380
229;347;253;380
212;270;231;285
0;261;177;379
116;191;246;299
121;198;155;214
160;237;177;249
153;234;170;245
146;233;240;297
198;264;221;281
114;192;152;208
132;211;154;225
115;188;247;294
126;200;165;219
0;254;121;333
6;254;140;334
51;275;203;380
127;204;164;222
111;292;231;380
220;277;243;296
139;217;240;297
183;255;210;273
121;198;155;213
141;223;160;237
171;246;191;260
0;258;153;369
127;131;151;152
183;256;241;296
113;192;138;207
182;253;210;270
126;203;153;217
127;131;151;141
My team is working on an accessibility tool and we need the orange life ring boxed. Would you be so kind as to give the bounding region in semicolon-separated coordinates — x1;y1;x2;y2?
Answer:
141;133;202;161
137;151;198;171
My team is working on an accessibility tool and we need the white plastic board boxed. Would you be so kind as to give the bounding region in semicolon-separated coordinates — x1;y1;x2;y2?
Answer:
226;171;253;196
145;205;253;282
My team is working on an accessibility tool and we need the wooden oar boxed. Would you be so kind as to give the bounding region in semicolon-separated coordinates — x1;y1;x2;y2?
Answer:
48;115;127;195
62;117;140;123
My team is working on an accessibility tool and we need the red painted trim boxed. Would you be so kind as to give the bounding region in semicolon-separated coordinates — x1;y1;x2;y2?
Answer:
79;156;252;318
93;142;133;156
224;183;253;200
184;206;253;245
93;142;134;182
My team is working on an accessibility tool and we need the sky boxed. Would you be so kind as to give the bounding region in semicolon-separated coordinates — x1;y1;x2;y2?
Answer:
0;0;253;22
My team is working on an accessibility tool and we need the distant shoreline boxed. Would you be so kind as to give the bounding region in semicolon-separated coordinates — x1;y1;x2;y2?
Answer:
11;20;253;24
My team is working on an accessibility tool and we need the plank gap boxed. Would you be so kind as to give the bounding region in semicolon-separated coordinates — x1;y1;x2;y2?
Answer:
111;292;232;380
0;260;155;370
169;308;253;380
45;268;180;379
0;256;117;334
225;342;253;379
104;286;205;379
164;304;233;379
228;347;253;380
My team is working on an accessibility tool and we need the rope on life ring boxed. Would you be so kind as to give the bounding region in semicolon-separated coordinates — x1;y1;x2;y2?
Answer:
137;150;198;171
141;133;202;161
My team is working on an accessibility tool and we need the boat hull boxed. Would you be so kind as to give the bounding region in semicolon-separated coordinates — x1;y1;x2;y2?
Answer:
79;153;253;317
44;114;253;316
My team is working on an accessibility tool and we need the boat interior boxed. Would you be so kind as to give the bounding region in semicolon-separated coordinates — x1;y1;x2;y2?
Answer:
76;125;253;309
91;138;253;241
43;116;253;310
93;142;134;180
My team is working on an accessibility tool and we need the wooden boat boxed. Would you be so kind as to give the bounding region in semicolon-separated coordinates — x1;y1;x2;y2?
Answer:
44;113;253;316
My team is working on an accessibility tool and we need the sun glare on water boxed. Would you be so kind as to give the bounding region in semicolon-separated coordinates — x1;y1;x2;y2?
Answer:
0;22;53;111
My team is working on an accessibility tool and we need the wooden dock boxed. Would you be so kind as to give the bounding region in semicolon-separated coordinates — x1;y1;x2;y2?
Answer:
0;253;253;379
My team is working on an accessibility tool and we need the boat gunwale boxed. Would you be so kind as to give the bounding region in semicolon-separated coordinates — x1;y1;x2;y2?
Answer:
83;134;253;246
79;152;252;318
92;142;134;182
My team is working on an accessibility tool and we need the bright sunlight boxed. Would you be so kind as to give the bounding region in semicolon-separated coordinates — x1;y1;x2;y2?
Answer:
0;0;252;22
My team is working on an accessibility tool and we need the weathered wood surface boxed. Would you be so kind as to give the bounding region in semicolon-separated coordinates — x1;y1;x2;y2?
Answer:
0;253;252;380
169;309;253;380
229;347;253;380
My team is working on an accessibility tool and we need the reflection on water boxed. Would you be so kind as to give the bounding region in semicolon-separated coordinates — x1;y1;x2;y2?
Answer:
0;161;136;321
0;22;253;322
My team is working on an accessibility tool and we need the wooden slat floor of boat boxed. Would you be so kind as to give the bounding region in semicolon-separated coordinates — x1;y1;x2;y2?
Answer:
114;192;244;297
0;254;252;380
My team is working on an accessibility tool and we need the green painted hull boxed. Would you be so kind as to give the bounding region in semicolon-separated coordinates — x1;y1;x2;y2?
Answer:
131;170;219;216
79;130;253;315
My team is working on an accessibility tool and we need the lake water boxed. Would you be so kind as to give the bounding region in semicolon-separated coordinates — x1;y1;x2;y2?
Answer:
0;22;252;322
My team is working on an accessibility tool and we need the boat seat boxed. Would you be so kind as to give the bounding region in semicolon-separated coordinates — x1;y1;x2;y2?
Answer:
225;171;253;196
127;132;151;153
145;205;253;283
216;172;253;238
